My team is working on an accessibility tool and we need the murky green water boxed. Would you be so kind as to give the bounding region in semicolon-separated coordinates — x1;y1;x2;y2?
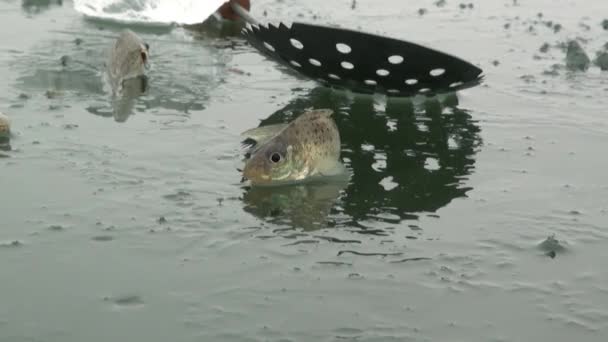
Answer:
2;0;608;341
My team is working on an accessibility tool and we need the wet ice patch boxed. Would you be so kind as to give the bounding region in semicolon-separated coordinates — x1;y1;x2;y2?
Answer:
73;0;224;25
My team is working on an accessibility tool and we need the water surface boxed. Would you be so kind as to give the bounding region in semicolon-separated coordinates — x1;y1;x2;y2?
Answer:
1;0;608;341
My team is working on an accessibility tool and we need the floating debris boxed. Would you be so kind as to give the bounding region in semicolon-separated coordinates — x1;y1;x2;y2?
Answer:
417;8;427;16
538;234;567;258
565;40;590;71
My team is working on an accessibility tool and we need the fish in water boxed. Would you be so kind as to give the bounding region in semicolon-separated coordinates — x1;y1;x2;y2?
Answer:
106;29;150;93
0;111;11;151
0;111;10;137
241;109;346;186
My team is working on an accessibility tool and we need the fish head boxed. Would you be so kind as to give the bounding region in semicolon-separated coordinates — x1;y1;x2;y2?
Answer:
243;137;297;186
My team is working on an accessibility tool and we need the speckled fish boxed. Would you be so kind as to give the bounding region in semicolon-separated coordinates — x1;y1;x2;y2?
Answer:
241;109;346;186
0;111;10;138
0;111;11;151
106;29;149;93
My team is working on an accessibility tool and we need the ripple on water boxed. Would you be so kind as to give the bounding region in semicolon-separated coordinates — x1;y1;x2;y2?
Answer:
0;240;23;248
92;235;114;242
104;295;144;307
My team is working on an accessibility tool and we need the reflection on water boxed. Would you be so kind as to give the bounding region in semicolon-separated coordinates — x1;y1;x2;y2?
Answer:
243;177;350;231
242;87;482;231
86;75;148;122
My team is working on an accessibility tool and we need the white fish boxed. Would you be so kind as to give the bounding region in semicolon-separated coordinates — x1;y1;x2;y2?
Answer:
106;29;149;94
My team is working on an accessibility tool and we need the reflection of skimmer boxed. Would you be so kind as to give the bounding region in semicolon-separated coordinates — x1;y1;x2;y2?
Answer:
242;87;482;231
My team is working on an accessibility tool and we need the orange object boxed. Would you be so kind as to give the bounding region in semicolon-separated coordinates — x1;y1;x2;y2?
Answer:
217;0;251;21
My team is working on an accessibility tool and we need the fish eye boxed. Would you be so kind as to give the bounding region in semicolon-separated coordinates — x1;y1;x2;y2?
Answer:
270;152;282;163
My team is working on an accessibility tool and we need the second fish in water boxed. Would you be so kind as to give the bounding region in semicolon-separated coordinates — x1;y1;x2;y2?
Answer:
106;29;150;94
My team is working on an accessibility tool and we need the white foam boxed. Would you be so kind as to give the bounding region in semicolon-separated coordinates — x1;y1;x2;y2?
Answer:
73;0;225;25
